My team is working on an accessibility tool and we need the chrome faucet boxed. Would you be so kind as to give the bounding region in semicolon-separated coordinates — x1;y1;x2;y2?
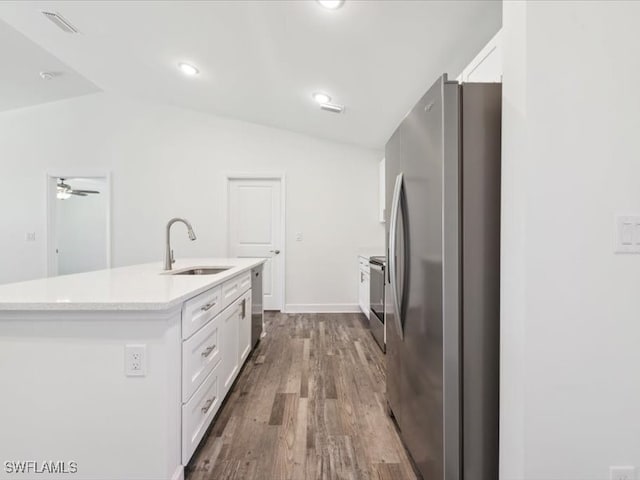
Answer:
164;218;197;271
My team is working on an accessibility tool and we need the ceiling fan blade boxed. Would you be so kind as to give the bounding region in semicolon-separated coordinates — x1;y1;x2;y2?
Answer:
69;191;88;196
72;189;100;194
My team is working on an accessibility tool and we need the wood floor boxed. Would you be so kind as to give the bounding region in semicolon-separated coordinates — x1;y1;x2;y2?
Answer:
186;312;418;480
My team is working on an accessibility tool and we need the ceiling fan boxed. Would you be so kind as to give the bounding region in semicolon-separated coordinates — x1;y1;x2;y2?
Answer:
56;178;100;200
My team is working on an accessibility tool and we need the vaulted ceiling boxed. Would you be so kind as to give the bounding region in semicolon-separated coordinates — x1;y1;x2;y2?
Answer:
0;18;98;111
0;1;501;148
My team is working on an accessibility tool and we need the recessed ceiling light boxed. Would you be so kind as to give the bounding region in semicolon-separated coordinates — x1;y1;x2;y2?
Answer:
317;0;344;10
178;62;199;76
320;103;344;114
312;92;331;104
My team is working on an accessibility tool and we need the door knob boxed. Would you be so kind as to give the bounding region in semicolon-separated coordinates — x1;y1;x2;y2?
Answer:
270;249;281;255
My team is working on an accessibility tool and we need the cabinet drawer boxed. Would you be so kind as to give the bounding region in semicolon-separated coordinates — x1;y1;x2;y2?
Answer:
220;271;251;311
182;363;221;464
238;271;251;294
182;314;222;403
182;286;222;339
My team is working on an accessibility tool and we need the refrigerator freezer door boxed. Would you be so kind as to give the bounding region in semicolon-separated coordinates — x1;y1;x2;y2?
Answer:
397;75;446;480
385;125;403;423
385;75;461;480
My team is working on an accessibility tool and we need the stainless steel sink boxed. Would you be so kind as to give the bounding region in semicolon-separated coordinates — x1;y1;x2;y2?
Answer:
169;267;231;276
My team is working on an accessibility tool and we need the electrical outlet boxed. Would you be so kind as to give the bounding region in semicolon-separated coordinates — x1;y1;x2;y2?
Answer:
296;232;303;242
25;232;36;242
610;466;636;480
125;344;147;377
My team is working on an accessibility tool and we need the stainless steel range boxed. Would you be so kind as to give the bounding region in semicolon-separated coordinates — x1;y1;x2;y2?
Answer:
369;256;385;351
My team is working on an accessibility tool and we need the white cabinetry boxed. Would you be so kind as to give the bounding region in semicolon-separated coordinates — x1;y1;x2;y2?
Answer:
219;298;240;399
182;311;222;402
182;285;222;339
220;271;251;311
182;361;221;463
181;271;253;463
458;29;502;83
358;256;370;319
238;290;252;365
0;258;264;480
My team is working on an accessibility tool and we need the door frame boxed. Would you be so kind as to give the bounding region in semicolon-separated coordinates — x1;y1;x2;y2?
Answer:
225;172;286;312
45;169;112;277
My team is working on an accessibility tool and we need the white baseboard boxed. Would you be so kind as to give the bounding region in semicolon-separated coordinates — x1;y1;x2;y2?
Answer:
284;304;361;313
172;466;184;480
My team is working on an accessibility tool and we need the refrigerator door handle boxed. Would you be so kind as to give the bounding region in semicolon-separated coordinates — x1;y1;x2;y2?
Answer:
389;172;404;340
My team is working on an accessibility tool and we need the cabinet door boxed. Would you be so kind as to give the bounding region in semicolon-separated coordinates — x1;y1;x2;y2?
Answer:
461;30;502;83
238;291;252;365
220;302;240;398
358;267;366;313
358;265;370;318
363;273;370;320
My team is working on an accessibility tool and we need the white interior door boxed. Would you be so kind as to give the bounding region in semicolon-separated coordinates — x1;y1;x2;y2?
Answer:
228;178;283;311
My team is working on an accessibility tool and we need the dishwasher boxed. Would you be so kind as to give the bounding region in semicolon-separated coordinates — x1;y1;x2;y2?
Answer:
251;264;264;348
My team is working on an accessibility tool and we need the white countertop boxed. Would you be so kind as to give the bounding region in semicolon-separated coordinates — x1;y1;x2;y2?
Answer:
0;258;266;312
358;250;384;260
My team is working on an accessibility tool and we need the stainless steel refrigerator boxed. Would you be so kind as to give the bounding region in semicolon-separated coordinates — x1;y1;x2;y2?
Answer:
385;74;501;480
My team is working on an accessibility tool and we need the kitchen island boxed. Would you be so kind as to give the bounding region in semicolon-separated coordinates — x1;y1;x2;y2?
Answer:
0;258;266;480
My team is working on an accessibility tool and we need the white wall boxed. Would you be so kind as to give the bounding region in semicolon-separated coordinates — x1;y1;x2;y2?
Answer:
500;2;640;479
0;93;384;310
56;177;108;275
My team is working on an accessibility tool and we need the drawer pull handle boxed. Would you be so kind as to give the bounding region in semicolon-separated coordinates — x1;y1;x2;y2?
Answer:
201;302;217;312
201;345;216;358
202;396;216;414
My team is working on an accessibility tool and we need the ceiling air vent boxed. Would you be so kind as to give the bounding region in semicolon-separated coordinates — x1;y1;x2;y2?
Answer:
42;11;79;33
320;103;345;114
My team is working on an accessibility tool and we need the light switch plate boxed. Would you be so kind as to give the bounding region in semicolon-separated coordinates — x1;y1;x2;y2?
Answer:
615;216;640;253
610;466;636;480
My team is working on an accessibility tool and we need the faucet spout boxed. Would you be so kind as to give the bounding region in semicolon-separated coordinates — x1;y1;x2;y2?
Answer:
164;217;197;271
